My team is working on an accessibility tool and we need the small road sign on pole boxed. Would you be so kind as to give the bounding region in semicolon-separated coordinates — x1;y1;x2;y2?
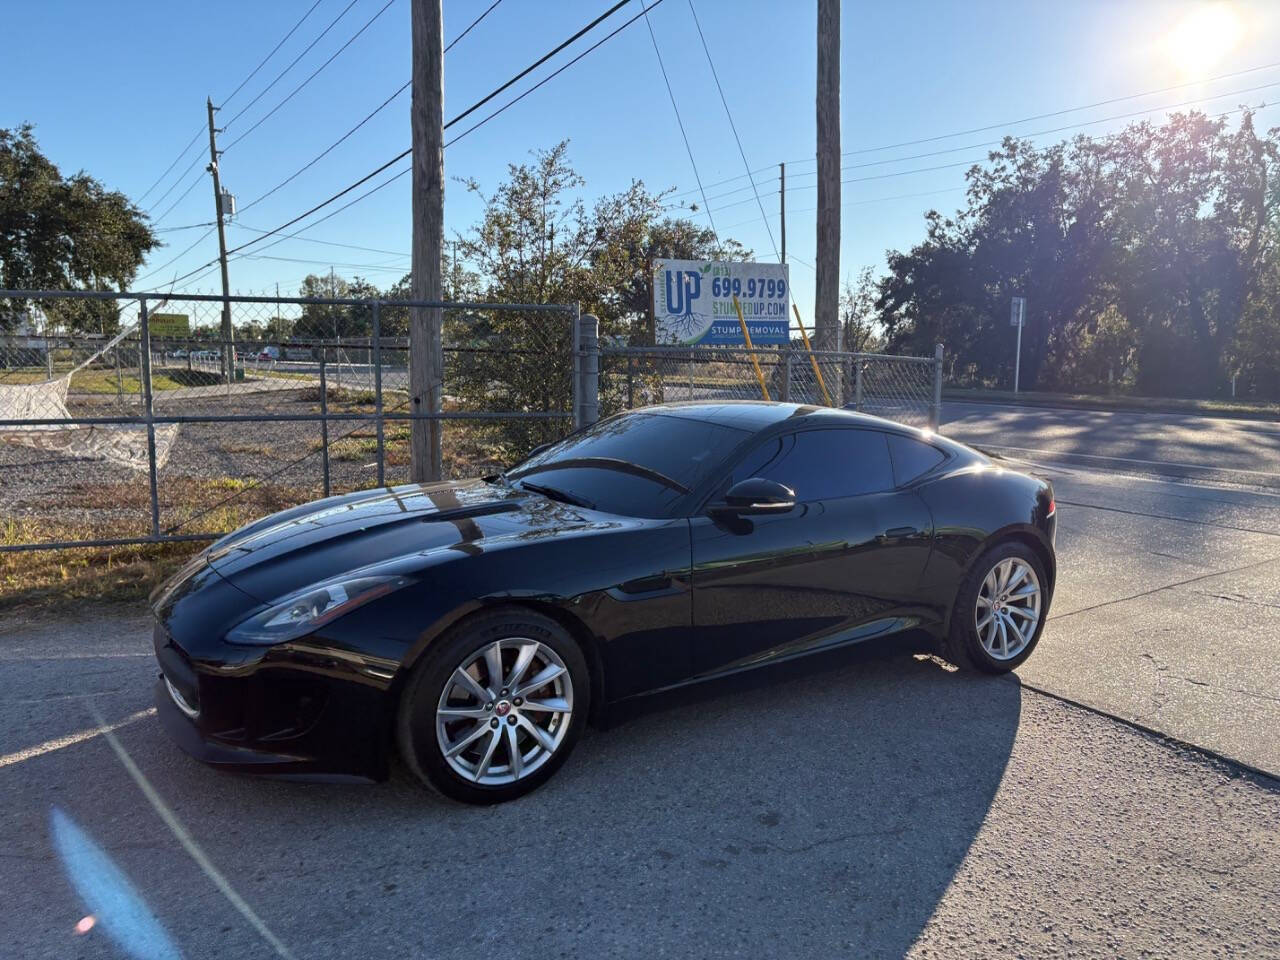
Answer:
1011;296;1026;393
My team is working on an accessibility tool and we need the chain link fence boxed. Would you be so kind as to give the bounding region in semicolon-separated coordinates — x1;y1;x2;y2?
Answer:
1;290;940;553
600;344;941;427
1;290;577;553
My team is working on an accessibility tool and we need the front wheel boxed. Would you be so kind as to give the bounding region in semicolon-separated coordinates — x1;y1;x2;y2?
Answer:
946;542;1048;673
397;609;589;804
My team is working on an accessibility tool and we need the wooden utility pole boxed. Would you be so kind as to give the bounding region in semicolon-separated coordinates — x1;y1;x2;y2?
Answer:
206;97;235;383
410;0;444;481
779;162;787;264
814;0;840;352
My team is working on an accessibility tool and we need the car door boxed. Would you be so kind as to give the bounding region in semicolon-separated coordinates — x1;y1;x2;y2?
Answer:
689;426;934;678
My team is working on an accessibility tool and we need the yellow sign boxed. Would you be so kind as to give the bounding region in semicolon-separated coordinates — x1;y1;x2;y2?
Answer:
149;313;190;337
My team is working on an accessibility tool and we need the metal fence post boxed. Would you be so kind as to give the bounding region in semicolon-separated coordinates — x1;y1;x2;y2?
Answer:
373;301;385;487
319;355;332;498
854;357;864;411
574;311;599;428
571;305;582;429
138;299;161;538
930;343;944;432
782;348;792;402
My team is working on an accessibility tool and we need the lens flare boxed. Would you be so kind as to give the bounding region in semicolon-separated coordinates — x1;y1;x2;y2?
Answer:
1163;2;1244;76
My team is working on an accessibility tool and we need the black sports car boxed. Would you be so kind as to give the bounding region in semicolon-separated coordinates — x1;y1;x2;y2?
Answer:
151;402;1056;804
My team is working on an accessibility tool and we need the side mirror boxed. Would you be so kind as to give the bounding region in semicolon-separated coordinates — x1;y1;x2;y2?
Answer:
711;477;796;516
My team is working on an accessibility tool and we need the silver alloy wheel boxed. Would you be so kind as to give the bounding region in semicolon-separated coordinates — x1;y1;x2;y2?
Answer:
435;637;573;785
974;557;1042;661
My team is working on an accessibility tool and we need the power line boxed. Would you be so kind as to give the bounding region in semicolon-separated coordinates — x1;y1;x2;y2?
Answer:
442;0;668;147
677;87;1280;214
155;221;217;233
135;226;219;284
642;2;718;240
136;1;327;207
665;59;1280;203
221;0;362;131
236;0;506;216
151;167;208;223
238;84;408;214
241;253;409;271
445;0;631;135
234;223;408;257
220;0;326;108
220;0;655;262
136;127;205;204
686;0;774;256
223;0;398;152
445;0;503;52
837;58;1280;158
146;152;205;215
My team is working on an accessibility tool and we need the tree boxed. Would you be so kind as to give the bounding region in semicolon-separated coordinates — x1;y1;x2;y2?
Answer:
453;141;749;452
874;110;1280;398
0;125;157;332
840;268;884;354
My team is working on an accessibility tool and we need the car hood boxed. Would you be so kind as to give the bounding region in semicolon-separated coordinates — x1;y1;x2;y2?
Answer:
199;478;599;604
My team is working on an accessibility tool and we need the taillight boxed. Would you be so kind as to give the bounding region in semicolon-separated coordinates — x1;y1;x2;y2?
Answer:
1046;497;1056;517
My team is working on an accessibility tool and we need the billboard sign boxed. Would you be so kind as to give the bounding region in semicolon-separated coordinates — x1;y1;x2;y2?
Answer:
149;313;190;337
654;260;790;345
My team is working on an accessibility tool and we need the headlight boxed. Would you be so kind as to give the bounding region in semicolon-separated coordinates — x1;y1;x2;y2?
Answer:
226;574;409;646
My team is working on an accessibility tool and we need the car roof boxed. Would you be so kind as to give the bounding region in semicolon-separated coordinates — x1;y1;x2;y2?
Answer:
640;400;924;436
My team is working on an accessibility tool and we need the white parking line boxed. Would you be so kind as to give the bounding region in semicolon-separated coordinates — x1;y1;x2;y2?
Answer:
85;701;297;960
0;707;154;768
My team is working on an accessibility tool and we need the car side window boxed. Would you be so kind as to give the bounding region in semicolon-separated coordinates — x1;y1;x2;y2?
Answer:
887;434;947;486
727;428;894;502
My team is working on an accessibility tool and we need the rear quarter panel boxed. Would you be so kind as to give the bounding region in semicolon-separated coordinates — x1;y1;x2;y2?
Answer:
913;465;1056;631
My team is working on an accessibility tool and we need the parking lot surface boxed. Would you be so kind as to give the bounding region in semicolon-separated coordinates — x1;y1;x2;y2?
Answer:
3;442;1279;958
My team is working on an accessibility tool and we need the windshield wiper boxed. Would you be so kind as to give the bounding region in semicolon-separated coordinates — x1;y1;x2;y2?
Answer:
518;480;597;510
512;457;690;494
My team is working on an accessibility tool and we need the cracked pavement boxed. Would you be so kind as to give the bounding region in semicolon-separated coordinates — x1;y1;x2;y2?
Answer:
3;408;1280;957
1;618;1278;959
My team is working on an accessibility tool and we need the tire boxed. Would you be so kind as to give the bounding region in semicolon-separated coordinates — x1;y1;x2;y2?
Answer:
397;607;590;804
946;541;1049;674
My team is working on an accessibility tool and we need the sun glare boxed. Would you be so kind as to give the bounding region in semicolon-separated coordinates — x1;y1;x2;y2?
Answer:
1164;2;1244;76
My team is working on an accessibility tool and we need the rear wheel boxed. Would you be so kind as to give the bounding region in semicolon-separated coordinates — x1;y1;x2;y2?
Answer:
946;542;1047;673
397;609;589;804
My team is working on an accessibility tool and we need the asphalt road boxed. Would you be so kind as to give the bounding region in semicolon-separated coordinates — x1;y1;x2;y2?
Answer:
2;618;1276;960
942;399;1280;488
3;404;1280;958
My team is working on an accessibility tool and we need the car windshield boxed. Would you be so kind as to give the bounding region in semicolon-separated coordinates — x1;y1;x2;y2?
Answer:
506;411;749;517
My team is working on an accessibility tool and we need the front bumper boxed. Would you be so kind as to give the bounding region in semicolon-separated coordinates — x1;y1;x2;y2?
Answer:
152;619;392;782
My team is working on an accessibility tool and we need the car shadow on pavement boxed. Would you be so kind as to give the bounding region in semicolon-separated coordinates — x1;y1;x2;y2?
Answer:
15;650;1021;959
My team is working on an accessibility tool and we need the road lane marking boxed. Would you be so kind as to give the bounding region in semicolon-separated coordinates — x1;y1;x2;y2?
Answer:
85;701;298;960
0;708;154;768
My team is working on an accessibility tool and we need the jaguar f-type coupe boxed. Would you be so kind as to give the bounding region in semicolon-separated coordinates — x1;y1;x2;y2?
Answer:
151;402;1056;803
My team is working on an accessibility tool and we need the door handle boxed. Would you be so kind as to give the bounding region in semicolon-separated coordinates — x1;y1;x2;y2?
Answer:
878;526;919;541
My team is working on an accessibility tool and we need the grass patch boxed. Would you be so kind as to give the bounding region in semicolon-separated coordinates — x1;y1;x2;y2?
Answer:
0;366;224;393
1;477;311;612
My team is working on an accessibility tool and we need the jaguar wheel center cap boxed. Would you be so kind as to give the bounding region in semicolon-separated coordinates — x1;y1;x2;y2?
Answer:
495;700;512;717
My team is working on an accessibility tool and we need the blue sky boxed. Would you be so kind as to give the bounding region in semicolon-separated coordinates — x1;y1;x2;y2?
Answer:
5;0;1280;320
